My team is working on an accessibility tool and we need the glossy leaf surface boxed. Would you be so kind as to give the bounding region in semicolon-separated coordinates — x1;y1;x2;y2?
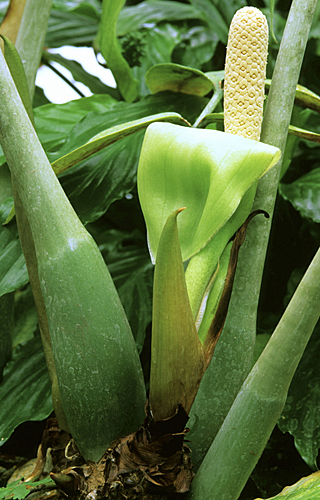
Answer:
0;199;28;297
52;112;188;174
254;471;320;500
280;168;320;223
0;336;52;447
145;63;213;96
278;325;320;470
52;93;206;225
117;1;203;36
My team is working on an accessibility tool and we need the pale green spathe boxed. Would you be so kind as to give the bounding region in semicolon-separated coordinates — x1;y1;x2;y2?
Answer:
137;122;280;262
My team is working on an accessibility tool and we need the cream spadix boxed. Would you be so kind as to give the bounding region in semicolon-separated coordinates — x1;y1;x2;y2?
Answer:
137;122;280;263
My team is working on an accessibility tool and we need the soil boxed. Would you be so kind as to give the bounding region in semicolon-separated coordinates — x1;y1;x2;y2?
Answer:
0;418;314;500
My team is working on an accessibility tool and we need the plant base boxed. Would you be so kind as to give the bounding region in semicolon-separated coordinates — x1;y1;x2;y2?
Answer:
10;407;194;500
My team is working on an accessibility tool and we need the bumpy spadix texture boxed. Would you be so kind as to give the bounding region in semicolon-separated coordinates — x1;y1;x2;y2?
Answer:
224;6;268;140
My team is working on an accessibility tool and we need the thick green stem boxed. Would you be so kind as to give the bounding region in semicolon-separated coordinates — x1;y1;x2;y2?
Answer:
188;0;318;471
227;0;318;337
4;0;67;427
0;48;146;462
190;245;320;500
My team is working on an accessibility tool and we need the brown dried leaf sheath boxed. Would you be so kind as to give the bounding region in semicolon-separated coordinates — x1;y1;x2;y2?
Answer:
43;407;193;500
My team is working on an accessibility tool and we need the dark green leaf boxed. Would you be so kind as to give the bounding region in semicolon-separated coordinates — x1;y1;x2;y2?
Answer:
0;336;52;448
0;199;28;297
0;293;13;382
117;1;204;37
99;229;153;353
176;26;219;69
0;477;54;500
52;0;101;13
278;324;320;470
45;6;99;48
52;112;187;175
0;163;12;202
33;86;50;108
132;24;183;96
13;286;38;349
280;168;320;223
34;94;117;153
49;93;206;224
188;0;229;44
59;131;144;224
252;333;271;366
42;51;117;97
145;63;213;96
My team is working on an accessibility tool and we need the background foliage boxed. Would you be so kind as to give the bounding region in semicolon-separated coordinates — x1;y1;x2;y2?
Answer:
0;0;319;498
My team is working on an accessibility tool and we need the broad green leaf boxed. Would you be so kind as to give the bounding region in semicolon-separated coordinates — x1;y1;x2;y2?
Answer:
0;292;13;382
52;112;188;175
97;0;138;102
52;93;207;224
0;199;28;297
13;285;38;348
34;94;117;153
42;51;118;98
96;226;153;353
45;4;100;48
59;132;144;225
0;94;115;188
33;85;50;107
0;477;55;500
47;93;206;162
278;325;320;470
253;471;320;500
145;63;213;96
130;24;183;97
178;25;219;69
117;1;204;37
52;0;101;12
280;168;320;223
188;0;229;44
0;336;52;448
150;209;205;420
138;122;280;262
